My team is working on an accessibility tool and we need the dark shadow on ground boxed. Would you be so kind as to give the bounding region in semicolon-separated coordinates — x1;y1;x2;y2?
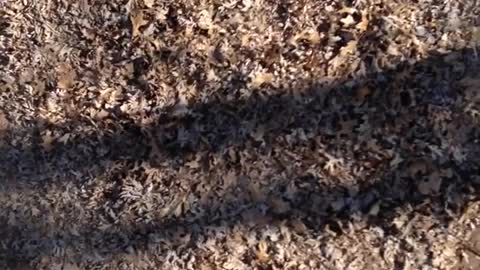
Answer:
1;48;480;267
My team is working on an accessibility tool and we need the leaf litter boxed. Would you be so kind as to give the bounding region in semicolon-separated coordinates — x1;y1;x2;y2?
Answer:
0;0;480;269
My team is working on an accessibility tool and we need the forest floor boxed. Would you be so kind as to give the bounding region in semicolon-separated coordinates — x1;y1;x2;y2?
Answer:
1;0;480;269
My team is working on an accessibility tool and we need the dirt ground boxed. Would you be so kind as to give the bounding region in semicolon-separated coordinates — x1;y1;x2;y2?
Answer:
1;0;480;269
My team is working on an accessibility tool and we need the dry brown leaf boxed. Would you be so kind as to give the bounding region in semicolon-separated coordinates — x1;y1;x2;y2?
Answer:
408;159;429;176
268;197;291;214
292;29;322;45
197;9;214;30
131;10;148;37
356;12;369;32
10;262;35;270
19;68;34;84
249;182;265;202
460;77;480;87
338;7;358;14
255;240;270;264
56;63;76;89
339;40;358;56
123;62;135;77
418;171;442;195
357;86;371;100
472;26;480;45
58;133;70;144
41;132;55;151
241;33;252;47
386;43;402;56
251;72;274;87
324;156;344;175
251;125;265;141
0;111;9;136
206;69;220;81
95;109;109;120
143;0;154;8
340;15;356;27
291;219;308;234
368;202;381;216
460;77;480;101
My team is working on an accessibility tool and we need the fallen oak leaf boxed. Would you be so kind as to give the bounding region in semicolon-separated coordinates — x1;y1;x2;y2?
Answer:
338;6;358;14
197;9;214;31
472;26;480;45
41;131;55;151
340;15;356;27
267;196;291;215
143;0;154;8
56;63;76;89
0;111;9;137
130;10;148;38
472;26;480;58
356;85;371;101
251;71;274;87
356;12;369;32
339;40;358;56
255;240;270;264
417;171;442;195
291;29;322;45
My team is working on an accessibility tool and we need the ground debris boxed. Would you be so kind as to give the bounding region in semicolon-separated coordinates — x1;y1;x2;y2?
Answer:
1;0;480;269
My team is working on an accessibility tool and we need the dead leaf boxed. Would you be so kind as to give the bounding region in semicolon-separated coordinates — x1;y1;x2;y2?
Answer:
206;69;220;81
339;40;358;56
460;77;480;87
340;15;356;27
255;240;270;264
131;10;148;37
249;182;265;202
386;43;402;56
418;171;442;195
356;12;369;32
291;219;308;234
357;86;371;100
251;72;274;87
292;29;322;45
251;125;265;141
0;111;9;136
197;9;214;30
472;26;480;45
268;197;291;214
324;156;344;175
95;109;109;120
408;159;429;176
143;0;154;8
460;77;480;100
10;262;35;270
19;68;34;84
338;7;358;14
56;63;76;89
41;131;55;151
368;202;381;216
